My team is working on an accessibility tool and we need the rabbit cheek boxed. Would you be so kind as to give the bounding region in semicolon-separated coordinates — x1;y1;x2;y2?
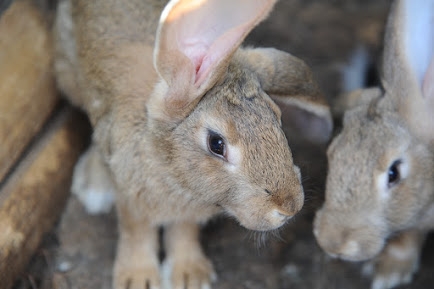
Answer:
224;143;242;172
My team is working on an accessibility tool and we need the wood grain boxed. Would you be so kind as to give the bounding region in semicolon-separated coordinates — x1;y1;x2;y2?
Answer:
0;107;90;289
0;0;59;182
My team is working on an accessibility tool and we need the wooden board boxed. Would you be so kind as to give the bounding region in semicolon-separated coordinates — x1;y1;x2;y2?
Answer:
0;0;59;182
0;107;90;289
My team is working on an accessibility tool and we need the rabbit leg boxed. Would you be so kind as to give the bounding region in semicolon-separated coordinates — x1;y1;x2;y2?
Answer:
114;203;161;289
71;144;116;214
162;222;217;289
365;230;426;289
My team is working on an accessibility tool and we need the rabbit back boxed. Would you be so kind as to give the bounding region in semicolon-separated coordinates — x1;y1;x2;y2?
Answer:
54;0;164;124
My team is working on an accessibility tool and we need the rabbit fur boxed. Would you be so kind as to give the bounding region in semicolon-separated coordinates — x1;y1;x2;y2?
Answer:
314;0;434;289
54;0;332;288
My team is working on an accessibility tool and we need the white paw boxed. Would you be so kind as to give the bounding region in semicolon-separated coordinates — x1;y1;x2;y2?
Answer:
367;233;421;289
71;147;116;215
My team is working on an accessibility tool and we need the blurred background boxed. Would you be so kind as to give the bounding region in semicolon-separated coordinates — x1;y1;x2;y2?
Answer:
3;0;434;288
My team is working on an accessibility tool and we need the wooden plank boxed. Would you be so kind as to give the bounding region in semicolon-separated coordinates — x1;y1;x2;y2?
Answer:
0;107;91;289
0;0;59;182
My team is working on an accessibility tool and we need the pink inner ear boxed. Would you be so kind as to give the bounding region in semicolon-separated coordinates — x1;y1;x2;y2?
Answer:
194;25;248;86
157;0;275;88
402;0;434;97
181;27;252;86
422;56;434;99
181;41;207;73
153;0;277;119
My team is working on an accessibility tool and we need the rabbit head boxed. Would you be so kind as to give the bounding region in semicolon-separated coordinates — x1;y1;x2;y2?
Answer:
314;0;434;261
102;0;333;231
143;0;333;231
55;0;332;231
150;59;307;231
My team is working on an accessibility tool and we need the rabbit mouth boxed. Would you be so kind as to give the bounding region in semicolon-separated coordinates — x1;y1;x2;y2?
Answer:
222;205;293;232
316;231;386;262
314;210;387;262
335;247;383;262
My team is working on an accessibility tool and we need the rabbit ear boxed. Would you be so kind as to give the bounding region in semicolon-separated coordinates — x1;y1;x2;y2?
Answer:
382;0;434;138
239;48;333;144
152;0;277;121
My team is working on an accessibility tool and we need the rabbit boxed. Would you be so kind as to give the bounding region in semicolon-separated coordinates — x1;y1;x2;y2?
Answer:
53;0;333;288
313;0;434;288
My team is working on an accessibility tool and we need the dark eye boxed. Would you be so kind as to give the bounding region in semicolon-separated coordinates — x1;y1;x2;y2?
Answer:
388;160;401;187
207;131;226;158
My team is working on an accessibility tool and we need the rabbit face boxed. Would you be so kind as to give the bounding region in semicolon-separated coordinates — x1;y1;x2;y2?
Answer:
314;98;434;261
166;63;304;231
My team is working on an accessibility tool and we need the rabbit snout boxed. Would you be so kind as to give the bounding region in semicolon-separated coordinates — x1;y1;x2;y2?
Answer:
224;178;304;232
314;207;386;261
223;149;304;231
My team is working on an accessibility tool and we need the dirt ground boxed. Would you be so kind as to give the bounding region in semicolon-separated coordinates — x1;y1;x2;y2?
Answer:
11;0;434;288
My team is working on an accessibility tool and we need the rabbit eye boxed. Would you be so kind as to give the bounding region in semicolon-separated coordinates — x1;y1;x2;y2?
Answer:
207;131;226;159
387;160;401;187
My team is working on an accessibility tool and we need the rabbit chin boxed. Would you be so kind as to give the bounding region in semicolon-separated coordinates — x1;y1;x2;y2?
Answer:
316;230;385;262
223;205;292;232
334;241;385;263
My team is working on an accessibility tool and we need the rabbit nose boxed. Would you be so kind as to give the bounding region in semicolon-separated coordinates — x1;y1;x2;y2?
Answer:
271;189;304;214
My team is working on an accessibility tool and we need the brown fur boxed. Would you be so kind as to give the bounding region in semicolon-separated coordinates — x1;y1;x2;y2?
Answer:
54;0;332;288
314;1;434;289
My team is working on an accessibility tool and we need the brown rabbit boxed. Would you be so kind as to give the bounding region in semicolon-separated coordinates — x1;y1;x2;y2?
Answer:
54;0;332;288
314;0;434;288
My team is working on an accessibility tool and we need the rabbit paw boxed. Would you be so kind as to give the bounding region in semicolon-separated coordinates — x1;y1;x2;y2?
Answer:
114;265;161;289
363;233;420;289
114;250;161;289
71;146;116;215
161;256;217;289
368;258;417;289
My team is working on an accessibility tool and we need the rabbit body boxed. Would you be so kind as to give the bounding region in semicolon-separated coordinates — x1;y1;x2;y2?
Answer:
314;1;434;289
54;0;332;288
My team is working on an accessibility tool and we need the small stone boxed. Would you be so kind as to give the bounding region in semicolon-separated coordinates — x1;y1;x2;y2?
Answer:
57;260;72;273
